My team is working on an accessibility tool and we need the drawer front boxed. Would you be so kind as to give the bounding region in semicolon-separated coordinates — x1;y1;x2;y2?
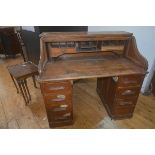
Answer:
47;110;73;123
116;87;140;99
45;95;73;127
114;97;137;109
49;118;73;127
118;75;144;87
41;81;72;94
45;99;71;110
44;91;72;106
113;106;135;116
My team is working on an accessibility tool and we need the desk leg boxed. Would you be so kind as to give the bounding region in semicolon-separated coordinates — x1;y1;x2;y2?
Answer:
10;74;19;93
32;75;37;88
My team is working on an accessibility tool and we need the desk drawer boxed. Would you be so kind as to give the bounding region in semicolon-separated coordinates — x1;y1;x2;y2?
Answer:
45;99;71;110
49;118;73;127
47;109;73;127
47;110;72;120
114;97;137;109
44;93;71;103
116;87;140;99
45;94;73;127
44;91;72;109
41;81;72;94
118;75;144;87
113;106;135;117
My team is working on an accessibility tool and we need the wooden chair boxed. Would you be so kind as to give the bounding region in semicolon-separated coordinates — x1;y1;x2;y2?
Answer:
7;61;38;105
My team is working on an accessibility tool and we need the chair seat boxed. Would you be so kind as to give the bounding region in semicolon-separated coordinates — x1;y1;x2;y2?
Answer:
7;61;38;105
7;61;38;80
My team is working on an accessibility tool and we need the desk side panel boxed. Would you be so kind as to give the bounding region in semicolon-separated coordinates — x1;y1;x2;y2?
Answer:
125;36;148;71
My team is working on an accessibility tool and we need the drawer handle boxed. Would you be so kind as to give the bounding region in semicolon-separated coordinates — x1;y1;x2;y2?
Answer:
53;107;67;112
54;114;70;121
52;98;65;102
57;94;66;99
48;86;65;90
60;104;68;108
63;113;71;117
54;117;67;121
124;80;137;84
53;105;68;111
112;76;118;82
52;94;66;102
122;90;135;96
119;101;133;106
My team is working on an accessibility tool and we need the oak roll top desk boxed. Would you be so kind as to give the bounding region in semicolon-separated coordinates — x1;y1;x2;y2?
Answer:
38;32;148;128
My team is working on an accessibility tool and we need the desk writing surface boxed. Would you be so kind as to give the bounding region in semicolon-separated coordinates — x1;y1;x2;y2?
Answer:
38;54;145;82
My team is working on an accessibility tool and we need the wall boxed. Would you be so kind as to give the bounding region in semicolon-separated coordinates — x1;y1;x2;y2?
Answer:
22;26;35;32
88;26;155;93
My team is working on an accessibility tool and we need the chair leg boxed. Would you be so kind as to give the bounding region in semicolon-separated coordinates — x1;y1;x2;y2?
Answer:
23;79;31;101
10;74;19;93
21;80;30;104
17;80;27;105
32;75;37;88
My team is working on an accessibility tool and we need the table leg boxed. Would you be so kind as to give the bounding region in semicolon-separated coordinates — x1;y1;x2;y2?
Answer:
21;80;30;104
10;74;19;93
23;79;31;101
32;75;37;88
17;80;28;105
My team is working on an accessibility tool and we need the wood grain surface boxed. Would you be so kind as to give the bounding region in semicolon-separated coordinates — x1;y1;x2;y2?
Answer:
0;56;155;128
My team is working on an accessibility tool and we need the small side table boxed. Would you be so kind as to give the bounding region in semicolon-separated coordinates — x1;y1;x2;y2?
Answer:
7;62;38;105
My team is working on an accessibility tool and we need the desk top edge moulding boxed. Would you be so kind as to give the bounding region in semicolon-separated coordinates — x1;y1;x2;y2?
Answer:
38;31;148;128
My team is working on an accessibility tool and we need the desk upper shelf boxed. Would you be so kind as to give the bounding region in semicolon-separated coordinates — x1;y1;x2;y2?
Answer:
38;31;148;82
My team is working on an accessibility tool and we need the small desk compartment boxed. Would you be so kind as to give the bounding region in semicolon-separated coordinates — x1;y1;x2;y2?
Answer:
47;40;126;58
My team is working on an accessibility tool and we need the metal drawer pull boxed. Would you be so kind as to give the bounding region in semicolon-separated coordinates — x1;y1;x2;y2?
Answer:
63;113;71;117
52;94;66;102
54;113;71;121
124;80;137;84
57;94;66;99
60;104;68;108
122;90;135;95
53;107;66;111
54;117;67;121
53;104;68;111
48;86;65;90
119;101;133;106
112;76;118;82
52;98;65;102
